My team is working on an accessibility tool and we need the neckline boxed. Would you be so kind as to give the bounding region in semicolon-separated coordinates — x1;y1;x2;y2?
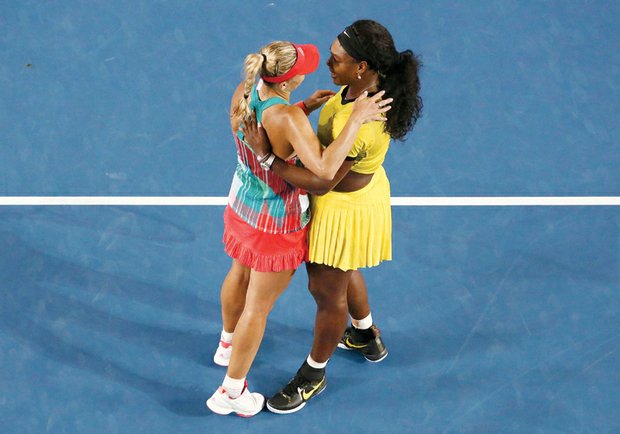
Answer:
254;81;289;105
340;85;380;105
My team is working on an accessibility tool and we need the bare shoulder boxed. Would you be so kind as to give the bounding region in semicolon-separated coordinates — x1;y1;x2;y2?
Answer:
262;103;305;129
261;104;309;158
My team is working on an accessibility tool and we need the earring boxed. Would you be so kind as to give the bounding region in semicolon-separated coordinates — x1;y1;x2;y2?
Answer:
357;74;362;80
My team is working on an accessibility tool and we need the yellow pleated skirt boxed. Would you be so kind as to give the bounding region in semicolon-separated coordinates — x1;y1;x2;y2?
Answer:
308;166;392;271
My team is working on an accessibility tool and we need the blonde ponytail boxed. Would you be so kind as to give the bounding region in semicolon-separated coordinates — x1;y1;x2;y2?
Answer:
231;41;297;123
232;52;265;122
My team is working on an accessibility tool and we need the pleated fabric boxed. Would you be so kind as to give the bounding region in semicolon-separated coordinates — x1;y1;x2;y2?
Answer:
222;206;308;273
308;166;392;271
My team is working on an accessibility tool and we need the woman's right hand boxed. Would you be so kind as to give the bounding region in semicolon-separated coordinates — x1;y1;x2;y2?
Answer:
241;112;272;158
350;90;392;124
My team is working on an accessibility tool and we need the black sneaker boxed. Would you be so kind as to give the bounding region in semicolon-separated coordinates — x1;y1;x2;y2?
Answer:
266;367;326;414
337;324;388;362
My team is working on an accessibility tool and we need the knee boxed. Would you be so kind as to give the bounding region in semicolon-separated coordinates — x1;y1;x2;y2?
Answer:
234;272;250;289
308;284;347;309
241;301;274;320
306;264;350;309
229;262;251;286
307;281;323;301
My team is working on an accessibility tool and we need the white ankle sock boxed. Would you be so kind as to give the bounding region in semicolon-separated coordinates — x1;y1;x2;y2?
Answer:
306;355;328;369
220;329;234;344
222;375;245;398
352;313;373;330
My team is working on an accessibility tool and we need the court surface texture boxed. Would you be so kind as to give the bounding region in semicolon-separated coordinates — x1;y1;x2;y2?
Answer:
1;1;619;433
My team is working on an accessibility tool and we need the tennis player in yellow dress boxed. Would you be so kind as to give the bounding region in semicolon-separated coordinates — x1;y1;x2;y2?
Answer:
244;19;423;414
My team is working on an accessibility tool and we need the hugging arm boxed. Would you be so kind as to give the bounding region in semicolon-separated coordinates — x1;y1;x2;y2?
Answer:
283;91;388;180
242;116;353;195
270;157;354;196
248;91;389;181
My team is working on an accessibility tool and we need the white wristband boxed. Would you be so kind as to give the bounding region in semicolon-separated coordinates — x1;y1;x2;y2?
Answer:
259;153;276;171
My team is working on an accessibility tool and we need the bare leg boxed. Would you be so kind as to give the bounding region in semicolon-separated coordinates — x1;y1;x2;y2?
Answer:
226;268;295;379
306;262;352;363
340;270;388;363
220;259;251;333
347;270;371;324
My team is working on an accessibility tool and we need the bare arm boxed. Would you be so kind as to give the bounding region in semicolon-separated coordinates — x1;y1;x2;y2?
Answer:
241;114;354;195
300;89;336;113
263;91;390;180
270;158;355;196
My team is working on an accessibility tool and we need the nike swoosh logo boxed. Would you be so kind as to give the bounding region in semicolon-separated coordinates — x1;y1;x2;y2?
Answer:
299;377;325;401
345;337;369;349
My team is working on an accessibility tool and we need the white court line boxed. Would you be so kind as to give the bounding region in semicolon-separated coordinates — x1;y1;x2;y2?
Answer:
1;196;619;206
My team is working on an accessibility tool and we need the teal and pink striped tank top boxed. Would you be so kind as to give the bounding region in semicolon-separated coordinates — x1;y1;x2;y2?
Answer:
227;82;310;234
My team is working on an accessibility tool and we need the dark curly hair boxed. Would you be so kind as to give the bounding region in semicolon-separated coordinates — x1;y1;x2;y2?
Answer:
348;20;423;141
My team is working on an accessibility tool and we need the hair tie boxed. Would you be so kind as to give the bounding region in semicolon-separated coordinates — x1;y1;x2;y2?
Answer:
398;50;412;64
388;51;406;71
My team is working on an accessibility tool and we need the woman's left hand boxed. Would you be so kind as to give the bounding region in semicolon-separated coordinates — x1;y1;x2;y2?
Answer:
241;112;272;158
303;89;336;112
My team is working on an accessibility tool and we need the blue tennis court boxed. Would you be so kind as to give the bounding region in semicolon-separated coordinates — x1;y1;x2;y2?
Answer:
1;1;619;433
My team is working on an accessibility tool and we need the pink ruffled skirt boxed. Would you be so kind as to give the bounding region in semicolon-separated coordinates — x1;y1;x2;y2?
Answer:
222;206;308;272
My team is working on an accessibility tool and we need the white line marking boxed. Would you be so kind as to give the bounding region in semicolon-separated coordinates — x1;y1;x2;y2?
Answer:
389;196;620;206
0;196;619;206
0;196;228;206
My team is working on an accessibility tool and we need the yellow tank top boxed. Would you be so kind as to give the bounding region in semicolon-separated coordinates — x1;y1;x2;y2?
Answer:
317;86;391;174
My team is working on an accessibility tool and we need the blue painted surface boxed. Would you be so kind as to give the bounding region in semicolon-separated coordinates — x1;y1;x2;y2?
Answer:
2;0;619;196
1;206;618;433
1;1;619;433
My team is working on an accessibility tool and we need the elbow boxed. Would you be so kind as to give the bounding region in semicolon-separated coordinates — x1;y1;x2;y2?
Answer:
308;179;334;196
310;161;338;181
310;187;330;196
315;167;337;182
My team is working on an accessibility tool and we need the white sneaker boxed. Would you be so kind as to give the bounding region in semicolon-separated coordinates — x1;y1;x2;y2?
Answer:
213;340;232;367
206;386;265;417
